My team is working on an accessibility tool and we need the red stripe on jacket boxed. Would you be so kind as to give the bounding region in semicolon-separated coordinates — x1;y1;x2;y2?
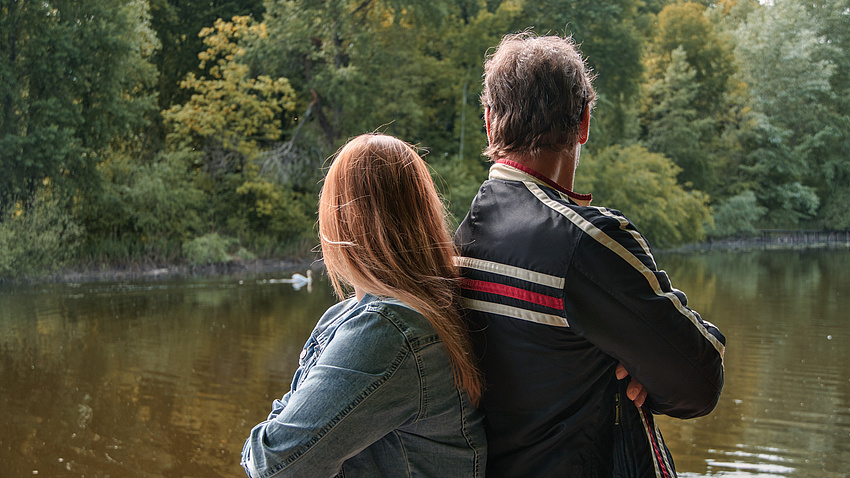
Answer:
460;279;564;310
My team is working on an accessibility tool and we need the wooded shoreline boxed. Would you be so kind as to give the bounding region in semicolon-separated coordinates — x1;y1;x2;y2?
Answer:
4;230;846;286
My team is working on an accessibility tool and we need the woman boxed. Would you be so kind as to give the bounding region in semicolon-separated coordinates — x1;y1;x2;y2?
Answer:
241;134;486;477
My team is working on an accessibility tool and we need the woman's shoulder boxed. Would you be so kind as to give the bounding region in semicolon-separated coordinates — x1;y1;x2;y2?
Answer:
357;295;441;348
315;295;440;351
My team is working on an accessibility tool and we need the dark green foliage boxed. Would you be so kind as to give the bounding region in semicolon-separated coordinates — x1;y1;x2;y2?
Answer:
78;149;206;259
0;189;83;279
730;0;839;227
709;191;767;237
3;0;850;277
0;0;158;214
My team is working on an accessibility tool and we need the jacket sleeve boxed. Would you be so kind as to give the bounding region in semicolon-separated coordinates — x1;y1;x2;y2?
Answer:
564;212;726;419
240;308;419;478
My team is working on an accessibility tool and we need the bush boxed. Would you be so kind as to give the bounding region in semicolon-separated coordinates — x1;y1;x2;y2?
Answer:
78;148;206;265
182;233;235;265
0;192;83;279
709;191;767;237
182;233;256;265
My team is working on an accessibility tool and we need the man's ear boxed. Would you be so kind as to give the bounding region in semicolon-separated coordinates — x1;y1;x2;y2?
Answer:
578;106;590;145
485;107;492;143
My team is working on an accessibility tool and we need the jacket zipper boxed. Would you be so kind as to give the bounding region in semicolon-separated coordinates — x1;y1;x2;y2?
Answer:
614;392;620;425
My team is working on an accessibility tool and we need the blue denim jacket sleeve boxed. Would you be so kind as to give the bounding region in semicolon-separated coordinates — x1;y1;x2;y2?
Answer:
241;302;421;478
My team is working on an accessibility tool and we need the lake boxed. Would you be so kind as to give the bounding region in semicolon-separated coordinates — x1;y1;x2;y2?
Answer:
1;250;848;477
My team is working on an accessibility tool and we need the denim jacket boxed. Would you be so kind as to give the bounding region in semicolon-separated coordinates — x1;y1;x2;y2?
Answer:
241;294;486;478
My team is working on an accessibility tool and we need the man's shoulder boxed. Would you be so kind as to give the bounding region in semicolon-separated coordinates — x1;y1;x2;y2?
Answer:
501;179;636;233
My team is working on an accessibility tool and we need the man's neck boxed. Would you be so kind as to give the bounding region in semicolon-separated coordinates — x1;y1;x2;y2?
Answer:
502;147;579;192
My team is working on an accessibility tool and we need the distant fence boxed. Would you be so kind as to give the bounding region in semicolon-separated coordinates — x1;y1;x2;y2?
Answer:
701;229;850;251
759;229;850;249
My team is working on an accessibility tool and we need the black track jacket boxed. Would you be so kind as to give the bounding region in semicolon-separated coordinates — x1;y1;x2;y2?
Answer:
454;160;726;478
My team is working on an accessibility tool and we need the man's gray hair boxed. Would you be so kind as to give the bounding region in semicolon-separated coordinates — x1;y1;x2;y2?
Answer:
481;32;597;159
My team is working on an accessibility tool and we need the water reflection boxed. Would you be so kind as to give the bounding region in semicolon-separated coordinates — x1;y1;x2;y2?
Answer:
0;273;337;477
657;250;850;477
1;251;849;476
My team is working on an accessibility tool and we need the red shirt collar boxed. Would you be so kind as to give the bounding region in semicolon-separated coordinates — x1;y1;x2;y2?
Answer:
495;159;592;203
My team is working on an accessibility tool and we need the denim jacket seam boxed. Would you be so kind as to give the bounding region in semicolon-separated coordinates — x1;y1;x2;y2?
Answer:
413;345;428;419
458;391;483;476
266;341;412;475
366;303;437;419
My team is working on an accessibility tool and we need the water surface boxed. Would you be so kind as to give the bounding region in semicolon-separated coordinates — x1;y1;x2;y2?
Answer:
1;250;849;476
656;250;850;477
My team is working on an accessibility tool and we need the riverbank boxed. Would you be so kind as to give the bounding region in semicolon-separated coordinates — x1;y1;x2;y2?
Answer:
6;230;849;285
7;256;323;285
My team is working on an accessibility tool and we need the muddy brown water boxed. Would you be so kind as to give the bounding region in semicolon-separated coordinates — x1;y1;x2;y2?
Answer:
1;250;848;477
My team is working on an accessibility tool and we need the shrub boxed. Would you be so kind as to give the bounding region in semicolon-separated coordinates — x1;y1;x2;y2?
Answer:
709;191;767;237
182;233;236;265
0;192;83;279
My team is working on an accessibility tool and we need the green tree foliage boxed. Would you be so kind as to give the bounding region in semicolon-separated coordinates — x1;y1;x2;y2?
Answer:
163;15;311;251
651;2;735;117
0;187;83;279
804;0;850;228
639;2;738;195
732;0;836;226
642;47;717;192
148;0;265;111
255;0;523;221
257;0;507;148
164;16;296;164
78;149;206;264
5;0;850;276
575;144;712;248
0;0;159;213
709;190;767;237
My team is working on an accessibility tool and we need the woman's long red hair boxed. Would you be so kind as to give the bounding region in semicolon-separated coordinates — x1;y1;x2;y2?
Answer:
318;133;482;406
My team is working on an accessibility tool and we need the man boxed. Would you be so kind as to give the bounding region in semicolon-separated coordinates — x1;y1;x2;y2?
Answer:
454;33;726;477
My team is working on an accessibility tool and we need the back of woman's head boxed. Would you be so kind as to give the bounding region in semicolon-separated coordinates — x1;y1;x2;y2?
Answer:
319;133;481;405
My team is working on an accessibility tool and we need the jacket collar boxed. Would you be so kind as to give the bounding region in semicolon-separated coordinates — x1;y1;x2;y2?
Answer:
489;159;593;206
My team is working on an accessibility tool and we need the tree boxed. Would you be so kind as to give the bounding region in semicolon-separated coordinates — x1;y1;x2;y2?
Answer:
164;16;296;172
804;0;850;228
254;0;524;222
257;1;453;145
163;15;311;248
0;0;159;214
639;2;740;197
148;0;265;112
652;2;735;118
732;0;836;226
642;47;717;191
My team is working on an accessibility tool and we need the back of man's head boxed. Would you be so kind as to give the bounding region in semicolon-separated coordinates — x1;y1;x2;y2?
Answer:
481;33;596;160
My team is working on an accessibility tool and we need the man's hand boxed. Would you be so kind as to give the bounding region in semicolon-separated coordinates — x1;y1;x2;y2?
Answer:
615;363;647;408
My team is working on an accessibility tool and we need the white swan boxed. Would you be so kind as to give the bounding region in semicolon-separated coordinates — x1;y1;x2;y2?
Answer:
290;270;313;290
269;269;313;290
